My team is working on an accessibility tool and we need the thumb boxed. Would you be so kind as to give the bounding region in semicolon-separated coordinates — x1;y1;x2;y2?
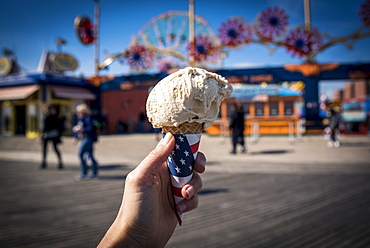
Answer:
137;133;175;173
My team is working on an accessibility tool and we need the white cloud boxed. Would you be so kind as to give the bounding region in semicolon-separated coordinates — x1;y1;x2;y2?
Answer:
225;61;265;69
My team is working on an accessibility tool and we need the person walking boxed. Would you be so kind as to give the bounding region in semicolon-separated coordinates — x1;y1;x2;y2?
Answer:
40;104;63;169
229;101;246;154
73;104;99;180
327;107;341;148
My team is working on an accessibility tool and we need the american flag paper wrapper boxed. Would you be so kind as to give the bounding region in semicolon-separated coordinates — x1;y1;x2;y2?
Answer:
163;132;201;225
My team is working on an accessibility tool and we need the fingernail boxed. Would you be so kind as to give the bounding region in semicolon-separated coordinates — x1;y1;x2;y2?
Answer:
159;133;172;146
199;159;206;168
177;202;187;213
186;186;194;199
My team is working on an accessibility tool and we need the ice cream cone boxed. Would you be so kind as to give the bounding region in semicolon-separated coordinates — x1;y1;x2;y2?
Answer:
162;122;203;225
162;122;203;134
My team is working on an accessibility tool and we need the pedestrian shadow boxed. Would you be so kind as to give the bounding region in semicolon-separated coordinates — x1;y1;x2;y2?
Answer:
339;142;369;148
94;164;129;180
99;164;129;170
198;188;229;195
249;150;292;155
98;175;127;180
205;161;222;166
63;164;128;172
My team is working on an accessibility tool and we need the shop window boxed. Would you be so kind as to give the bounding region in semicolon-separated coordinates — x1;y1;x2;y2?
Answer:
3;105;12;132
269;101;278;116
242;102;250;116
255;102;264;116
284;101;294;115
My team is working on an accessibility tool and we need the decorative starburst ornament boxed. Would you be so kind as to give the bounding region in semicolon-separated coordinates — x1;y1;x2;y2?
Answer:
255;6;289;41
217;17;253;48
125;44;154;71
189;35;221;63
284;26;323;59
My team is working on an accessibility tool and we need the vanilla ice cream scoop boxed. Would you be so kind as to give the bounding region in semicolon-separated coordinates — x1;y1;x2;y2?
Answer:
146;67;233;129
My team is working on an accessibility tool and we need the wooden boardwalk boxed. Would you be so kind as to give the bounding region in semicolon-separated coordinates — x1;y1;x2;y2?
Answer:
0;135;369;247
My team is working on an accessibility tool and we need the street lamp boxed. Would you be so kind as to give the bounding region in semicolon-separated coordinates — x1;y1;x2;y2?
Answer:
56;37;67;53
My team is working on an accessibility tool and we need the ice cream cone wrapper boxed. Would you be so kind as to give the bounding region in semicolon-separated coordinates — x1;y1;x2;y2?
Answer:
162;129;202;225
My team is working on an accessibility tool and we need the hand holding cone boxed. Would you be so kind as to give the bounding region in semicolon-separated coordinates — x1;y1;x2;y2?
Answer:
163;128;202;225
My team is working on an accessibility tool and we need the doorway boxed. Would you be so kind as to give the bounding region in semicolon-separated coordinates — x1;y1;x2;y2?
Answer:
15;105;26;135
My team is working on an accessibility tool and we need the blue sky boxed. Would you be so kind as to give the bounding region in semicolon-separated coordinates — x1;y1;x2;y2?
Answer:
0;0;369;79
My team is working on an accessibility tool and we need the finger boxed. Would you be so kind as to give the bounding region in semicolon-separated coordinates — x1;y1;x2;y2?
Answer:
194;152;206;173
137;133;175;173
181;172;202;200
176;194;199;214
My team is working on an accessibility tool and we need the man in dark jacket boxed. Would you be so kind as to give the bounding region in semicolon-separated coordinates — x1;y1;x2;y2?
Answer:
41;104;63;169
327;107;341;148
229;101;246;154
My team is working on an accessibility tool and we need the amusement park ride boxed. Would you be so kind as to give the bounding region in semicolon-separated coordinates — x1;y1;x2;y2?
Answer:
74;0;370;76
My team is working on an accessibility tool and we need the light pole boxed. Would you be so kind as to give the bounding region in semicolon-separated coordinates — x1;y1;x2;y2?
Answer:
93;0;100;79
189;0;195;67
304;0;311;31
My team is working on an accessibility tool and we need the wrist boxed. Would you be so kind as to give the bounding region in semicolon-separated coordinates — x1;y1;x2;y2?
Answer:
98;212;145;248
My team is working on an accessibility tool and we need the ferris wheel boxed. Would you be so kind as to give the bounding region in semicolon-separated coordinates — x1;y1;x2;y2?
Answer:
136;10;221;71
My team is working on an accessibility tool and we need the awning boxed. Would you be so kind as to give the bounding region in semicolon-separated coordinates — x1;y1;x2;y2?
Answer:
0;85;40;100
51;85;96;100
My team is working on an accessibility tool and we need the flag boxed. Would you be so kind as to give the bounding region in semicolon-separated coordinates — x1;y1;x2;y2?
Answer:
164;133;201;225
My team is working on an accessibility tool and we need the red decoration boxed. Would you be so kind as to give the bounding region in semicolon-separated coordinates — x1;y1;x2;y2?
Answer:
125;44;154;71
189;35;221;63
217;18;253;48
74;16;94;45
255;6;289;41
284;26;323;58
359;0;370;27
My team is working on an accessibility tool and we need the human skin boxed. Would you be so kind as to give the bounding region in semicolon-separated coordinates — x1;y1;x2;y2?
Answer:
98;133;206;248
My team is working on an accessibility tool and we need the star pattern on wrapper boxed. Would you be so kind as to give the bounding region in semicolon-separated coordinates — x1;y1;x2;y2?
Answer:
166;134;199;177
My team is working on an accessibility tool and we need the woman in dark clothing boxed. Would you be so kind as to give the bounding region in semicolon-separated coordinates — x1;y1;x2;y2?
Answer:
229;101;246;154
41;104;63;169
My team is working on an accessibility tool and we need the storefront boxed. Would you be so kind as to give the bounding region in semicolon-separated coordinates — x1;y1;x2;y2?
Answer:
0;73;97;138
341;99;369;134
206;81;304;136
